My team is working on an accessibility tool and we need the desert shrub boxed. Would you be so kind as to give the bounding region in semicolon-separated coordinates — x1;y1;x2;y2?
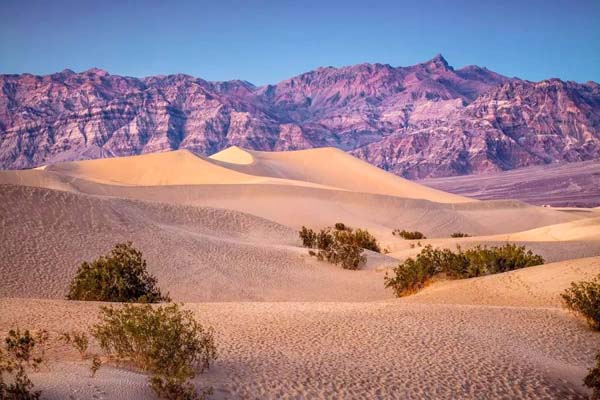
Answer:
585;352;600;400
91;303;216;400
385;244;544;297
316;227;335;252
384;245;468;296
299;226;317;248
393;229;426;240
450;232;471;238
59;330;89;358
353;228;381;253
299;225;381;269
0;329;48;400
462;243;544;275
329;229;367;270
561;275;600;330
67;242;170;303
334;222;349;231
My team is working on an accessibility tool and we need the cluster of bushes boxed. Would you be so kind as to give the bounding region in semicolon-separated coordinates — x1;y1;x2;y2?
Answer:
90;303;217;400
450;232;471;238
64;243;216;399
384;243;544;297
0;329;49;400
67;242;170;303
392;229;426;240
299;223;380;270
561;274;600;397
3;304;217;400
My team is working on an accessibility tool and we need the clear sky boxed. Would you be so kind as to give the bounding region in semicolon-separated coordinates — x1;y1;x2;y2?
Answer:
1;0;598;85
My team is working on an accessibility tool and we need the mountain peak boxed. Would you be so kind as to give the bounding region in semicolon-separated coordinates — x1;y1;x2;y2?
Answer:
84;67;109;77
422;54;452;72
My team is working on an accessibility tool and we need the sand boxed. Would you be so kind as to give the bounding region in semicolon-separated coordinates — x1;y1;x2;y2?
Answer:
210;146;472;203
1;147;600;399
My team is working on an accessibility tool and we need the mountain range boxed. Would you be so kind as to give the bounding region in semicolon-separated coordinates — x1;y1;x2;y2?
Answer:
1;54;599;178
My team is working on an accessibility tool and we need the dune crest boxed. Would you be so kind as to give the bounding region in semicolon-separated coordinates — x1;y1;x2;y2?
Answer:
210;146;473;203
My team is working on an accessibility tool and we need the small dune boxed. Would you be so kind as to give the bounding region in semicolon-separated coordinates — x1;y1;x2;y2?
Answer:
406;256;600;307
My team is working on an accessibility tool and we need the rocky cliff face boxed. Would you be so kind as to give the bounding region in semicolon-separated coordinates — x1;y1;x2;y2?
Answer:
1;55;599;178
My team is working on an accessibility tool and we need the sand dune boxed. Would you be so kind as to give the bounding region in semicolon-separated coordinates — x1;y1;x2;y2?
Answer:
210;146;472;203
42;149;337;190
2;147;600;399
387;217;600;263
0;184;394;301
407;256;600;307
59;181;586;237
501;217;600;242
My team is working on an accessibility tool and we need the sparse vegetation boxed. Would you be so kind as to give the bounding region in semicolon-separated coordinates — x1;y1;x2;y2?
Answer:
59;330;89;358
393;229;426;240
561;274;600;330
67;242;170;303
334;222;349;231
585;352;600;400
0;329;49;400
385;244;544;297
299;226;317;248
299;224;381;269
450;232;471;238
91;303;216;400
353;228;381;253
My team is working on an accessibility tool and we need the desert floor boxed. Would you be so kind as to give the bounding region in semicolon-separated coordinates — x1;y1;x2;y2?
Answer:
1;147;599;399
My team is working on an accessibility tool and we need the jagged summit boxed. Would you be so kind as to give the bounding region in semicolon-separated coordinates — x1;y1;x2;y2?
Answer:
421;53;452;71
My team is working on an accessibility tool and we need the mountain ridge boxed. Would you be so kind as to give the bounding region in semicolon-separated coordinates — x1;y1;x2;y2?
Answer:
1;55;599;178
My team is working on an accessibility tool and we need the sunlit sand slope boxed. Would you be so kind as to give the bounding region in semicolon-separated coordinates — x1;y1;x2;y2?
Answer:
210;146;473;203
0;184;393;301
41;149;334;189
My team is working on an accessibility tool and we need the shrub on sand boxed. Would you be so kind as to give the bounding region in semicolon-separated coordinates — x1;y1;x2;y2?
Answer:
585;352;600;400
393;229;426;240
385;244;544;297
0;329;49;400
561;274;600;330
299;224;381;269
67;242;170;303
91;303;216;400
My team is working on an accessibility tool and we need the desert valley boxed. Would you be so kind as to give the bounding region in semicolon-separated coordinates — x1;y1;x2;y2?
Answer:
1;146;600;399
2;2;600;397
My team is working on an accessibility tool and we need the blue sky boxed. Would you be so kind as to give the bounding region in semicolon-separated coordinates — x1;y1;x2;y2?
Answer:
1;0;598;85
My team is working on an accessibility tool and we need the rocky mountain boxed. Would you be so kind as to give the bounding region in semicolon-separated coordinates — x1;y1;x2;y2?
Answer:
1;55;599;178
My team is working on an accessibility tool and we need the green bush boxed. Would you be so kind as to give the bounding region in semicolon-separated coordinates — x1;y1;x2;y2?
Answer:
299;224;381;269
561;275;600;330
312;228;366;270
353;228;381;253
585;352;600;400
67;242;170;303
0;329;49;400
92;303;216;400
299;226;317;248
334;222;349;231
393;229;426;240
385;244;544;297
450;232;471;238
